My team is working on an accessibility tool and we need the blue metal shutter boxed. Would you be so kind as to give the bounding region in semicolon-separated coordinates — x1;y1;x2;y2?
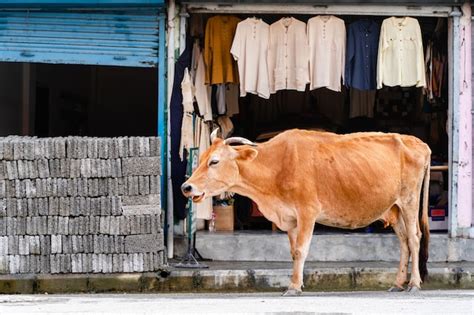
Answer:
0;10;164;67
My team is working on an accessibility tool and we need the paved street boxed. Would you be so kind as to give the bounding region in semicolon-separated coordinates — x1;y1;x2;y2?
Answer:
0;290;472;314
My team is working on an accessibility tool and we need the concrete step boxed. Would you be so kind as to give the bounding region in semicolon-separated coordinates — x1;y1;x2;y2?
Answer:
165;261;474;292
179;231;474;262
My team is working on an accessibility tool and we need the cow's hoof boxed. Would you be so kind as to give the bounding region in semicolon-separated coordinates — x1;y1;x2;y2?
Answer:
407;286;420;294
388;286;405;292
282;289;302;297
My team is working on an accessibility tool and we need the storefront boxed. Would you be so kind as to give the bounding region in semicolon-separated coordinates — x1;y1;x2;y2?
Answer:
167;0;473;259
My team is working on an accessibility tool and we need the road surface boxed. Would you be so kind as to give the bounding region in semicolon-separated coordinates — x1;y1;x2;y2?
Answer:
0;290;472;314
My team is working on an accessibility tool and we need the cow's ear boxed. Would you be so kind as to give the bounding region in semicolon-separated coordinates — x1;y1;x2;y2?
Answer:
237;148;258;162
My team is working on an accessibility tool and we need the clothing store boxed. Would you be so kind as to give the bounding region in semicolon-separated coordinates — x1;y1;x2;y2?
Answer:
168;0;473;258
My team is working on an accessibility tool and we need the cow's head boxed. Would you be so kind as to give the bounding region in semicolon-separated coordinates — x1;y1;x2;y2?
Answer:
181;129;258;202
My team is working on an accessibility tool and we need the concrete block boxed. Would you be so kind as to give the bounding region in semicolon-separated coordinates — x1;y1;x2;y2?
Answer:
99;217;110;235
110;196;122;216
26;217;34;235
39;255;50;273
6;161;18;180
78;178;87;197
24;179;36;198
49;159;58;178
12;140;23;160
54;138;66;159
0;180;5;199
50;255;59;273
138;176;150;196
98;139;109;159
36;159;50;179
0;236;8;255
48;197;59;216
69;159;81;178
150;176;160;195
58;216;69;234
16;217;27;235
17;160;27;179
122;157;161;177
0;218;5;235
5;180;15;198
14;179;24;198
60;159;69;178
8;255;19;274
80;159;91;178
100;197;111;216
6;198;17;217
0;141;3;161
16;198;27;217
0;255;8;273
127;177;139;196
3;141;14;161
19;236;30;255
61;235;71;254
0;162;6;181
0;199;6;218
19;255;29;273
87;138;98;159
38;216;47;235
40;235;50;255
128;138;138;157
117;138;128;158
58;178;68;197
59;197;70;216
79;138;88;160
98;178;108;197
51;235;62;254
38;197;49;216
108;217;118;235
30;236;41;255
89;179;98;197
124;234;164;253
141;137;150;157
47;216;58;235
71;253;82;273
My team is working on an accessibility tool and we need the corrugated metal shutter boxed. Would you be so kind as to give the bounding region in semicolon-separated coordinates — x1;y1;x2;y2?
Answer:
0;10;164;67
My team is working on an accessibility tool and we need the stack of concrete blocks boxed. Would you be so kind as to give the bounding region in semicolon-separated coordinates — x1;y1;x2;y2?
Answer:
0;136;164;274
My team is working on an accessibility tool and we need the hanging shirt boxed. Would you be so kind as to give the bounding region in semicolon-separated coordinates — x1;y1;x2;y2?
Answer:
345;19;380;91
179;68;195;161
204;15;241;85
307;15;346;92
231;18;271;99
377;17;426;89
268;17;310;93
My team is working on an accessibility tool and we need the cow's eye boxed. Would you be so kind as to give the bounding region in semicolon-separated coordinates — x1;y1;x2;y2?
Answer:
209;159;219;166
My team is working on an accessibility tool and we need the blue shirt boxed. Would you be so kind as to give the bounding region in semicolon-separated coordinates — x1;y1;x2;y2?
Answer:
345;20;380;91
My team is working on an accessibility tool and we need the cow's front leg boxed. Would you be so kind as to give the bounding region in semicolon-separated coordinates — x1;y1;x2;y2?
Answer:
287;228;297;260
283;219;315;296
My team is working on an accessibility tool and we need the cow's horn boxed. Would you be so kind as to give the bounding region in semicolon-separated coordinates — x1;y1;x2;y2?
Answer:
210;128;219;142
224;137;257;146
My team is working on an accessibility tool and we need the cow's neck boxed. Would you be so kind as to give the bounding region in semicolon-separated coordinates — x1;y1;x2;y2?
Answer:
231;155;279;209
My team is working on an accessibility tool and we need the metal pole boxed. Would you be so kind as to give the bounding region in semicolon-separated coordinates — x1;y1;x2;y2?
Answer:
166;0;176;259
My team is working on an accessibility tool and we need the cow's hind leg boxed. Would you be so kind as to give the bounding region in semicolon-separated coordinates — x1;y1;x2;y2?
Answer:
283;218;315;296
389;208;410;292
287;228;297;261
400;200;423;292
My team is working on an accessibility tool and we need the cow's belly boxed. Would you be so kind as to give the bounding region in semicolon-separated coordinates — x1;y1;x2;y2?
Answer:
316;202;396;229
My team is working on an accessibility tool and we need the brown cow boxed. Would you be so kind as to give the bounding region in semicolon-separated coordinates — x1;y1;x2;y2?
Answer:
181;129;431;295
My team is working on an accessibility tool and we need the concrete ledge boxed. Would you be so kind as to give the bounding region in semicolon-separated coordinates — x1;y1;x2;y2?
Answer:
186;232;474;262
0;262;472;293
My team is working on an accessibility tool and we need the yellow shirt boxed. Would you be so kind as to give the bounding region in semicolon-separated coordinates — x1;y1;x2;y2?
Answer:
204;15;241;85
377;17;426;89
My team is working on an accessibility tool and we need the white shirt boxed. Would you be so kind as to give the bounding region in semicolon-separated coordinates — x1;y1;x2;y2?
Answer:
231;18;271;99
308;15;346;92
268;17;310;93
377;17;426;89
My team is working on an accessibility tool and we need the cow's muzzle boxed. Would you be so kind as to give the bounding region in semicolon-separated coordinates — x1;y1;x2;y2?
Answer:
181;183;205;202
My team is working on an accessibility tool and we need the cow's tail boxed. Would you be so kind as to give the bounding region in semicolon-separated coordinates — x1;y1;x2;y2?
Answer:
419;161;431;282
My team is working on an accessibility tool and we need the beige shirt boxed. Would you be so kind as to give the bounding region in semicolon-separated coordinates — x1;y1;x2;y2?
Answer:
308;15;346;92
377;17;426;89
268;17;310;93
231;18;271;99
